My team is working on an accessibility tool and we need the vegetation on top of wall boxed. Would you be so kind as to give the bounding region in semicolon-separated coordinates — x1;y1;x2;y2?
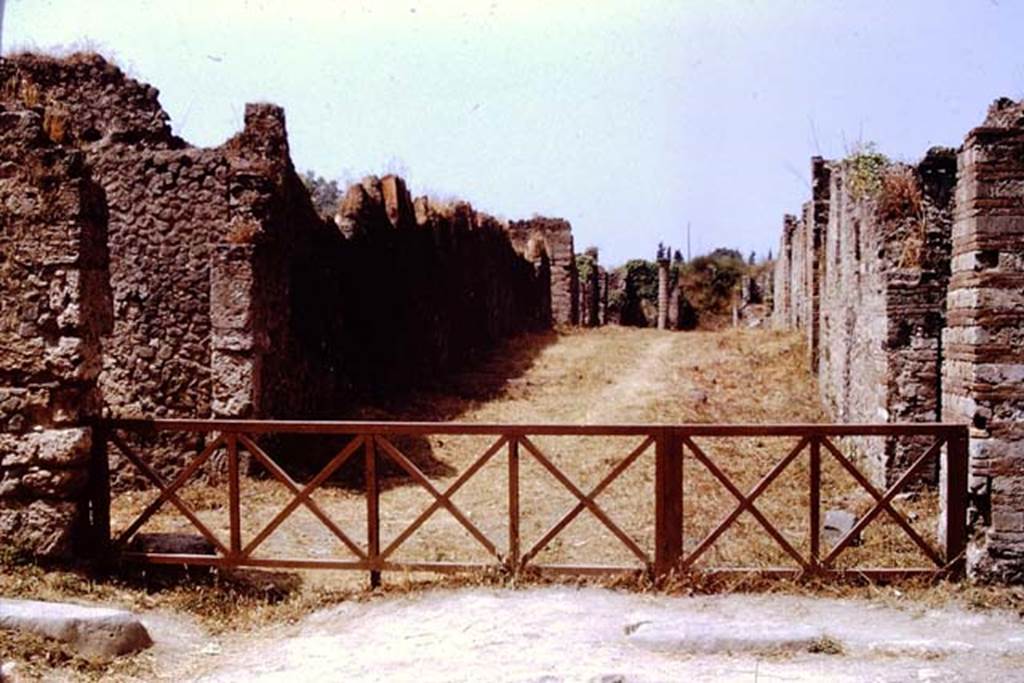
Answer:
843;144;935;268
844;142;891;201
877;165;924;223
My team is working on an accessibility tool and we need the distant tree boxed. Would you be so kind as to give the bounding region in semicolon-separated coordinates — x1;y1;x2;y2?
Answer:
673;249;683;264
656;242;666;261
708;247;744;262
677;248;746;319
300;171;342;221
768;248;773;261
748;251;757;265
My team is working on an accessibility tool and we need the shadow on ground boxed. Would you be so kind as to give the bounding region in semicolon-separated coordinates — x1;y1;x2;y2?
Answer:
255;329;559;491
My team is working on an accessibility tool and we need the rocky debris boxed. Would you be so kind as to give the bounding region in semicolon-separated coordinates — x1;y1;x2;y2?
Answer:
0;661;18;683
221;568;302;602
823;509;860;546
0;598;152;659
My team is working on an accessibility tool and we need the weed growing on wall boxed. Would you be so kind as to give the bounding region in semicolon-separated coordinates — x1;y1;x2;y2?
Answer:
877;165;927;268
845;142;890;201
877;166;924;222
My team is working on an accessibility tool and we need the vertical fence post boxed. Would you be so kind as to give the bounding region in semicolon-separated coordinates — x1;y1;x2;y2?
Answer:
944;427;969;577
227;434;241;561
366;435;381;588
87;422;111;556
809;436;821;573
654;428;683;578
507;436;520;576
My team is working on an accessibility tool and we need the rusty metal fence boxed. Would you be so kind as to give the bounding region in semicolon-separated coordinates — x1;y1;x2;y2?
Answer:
91;420;969;585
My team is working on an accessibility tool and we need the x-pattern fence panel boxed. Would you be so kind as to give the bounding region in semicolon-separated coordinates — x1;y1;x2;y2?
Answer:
92;420;969;585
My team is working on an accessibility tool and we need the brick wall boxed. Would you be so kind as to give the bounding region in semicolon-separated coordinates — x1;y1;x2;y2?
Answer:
942;98;1024;581
773;97;1024;580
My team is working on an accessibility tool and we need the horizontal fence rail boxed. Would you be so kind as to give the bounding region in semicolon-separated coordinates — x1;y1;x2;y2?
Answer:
92;420;970;586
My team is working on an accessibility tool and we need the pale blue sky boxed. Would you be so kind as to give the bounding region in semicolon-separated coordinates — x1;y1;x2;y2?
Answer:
5;1;1023;265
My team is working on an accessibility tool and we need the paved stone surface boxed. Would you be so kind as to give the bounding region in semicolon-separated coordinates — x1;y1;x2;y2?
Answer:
176;587;1024;682
0;598;152;659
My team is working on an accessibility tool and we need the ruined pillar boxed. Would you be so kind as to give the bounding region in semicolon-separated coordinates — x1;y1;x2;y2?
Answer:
657;259;669;330
942;98;1024;582
772;214;798;328
210;242;265;418
586;266;601;327
600;270;609;325
809;157;831;373
0;109;110;559
505;218;579;327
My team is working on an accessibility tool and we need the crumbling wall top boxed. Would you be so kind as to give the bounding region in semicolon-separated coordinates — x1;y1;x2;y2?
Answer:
0;53;174;148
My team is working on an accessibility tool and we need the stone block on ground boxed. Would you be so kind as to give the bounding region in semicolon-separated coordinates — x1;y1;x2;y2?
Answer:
128;532;216;556
823;509;861;547
0;598;152;659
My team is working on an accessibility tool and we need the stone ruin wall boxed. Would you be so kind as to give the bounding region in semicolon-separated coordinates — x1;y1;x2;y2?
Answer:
0;53;579;557
0;104;110;558
506;217;579;327
773;98;1023;580
814;151;955;484
943;99;1024;581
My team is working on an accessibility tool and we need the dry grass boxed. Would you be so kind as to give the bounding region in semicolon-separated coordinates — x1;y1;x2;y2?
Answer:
103;327;960;583
3;327;1017;679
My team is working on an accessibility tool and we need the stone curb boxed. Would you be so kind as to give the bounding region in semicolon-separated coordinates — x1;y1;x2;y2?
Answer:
0;598;152;659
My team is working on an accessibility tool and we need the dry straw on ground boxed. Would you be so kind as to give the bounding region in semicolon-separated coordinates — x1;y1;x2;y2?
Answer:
107;326;942;577
3;327;1015;680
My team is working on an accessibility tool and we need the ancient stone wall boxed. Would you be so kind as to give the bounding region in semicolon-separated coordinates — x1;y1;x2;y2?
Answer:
0;55;219;428
807;157;831;372
771;102;1024;580
816;152;953;482
942;98;1024;581
506;218;579;326
0;53;570;503
267;176;551;410
576;249;604;328
771;214;798;328
812;151;955;482
0;105;110;558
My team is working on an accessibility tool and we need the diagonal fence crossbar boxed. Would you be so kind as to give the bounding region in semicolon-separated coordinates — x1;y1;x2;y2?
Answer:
682;436;810;571
96;420;970;586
